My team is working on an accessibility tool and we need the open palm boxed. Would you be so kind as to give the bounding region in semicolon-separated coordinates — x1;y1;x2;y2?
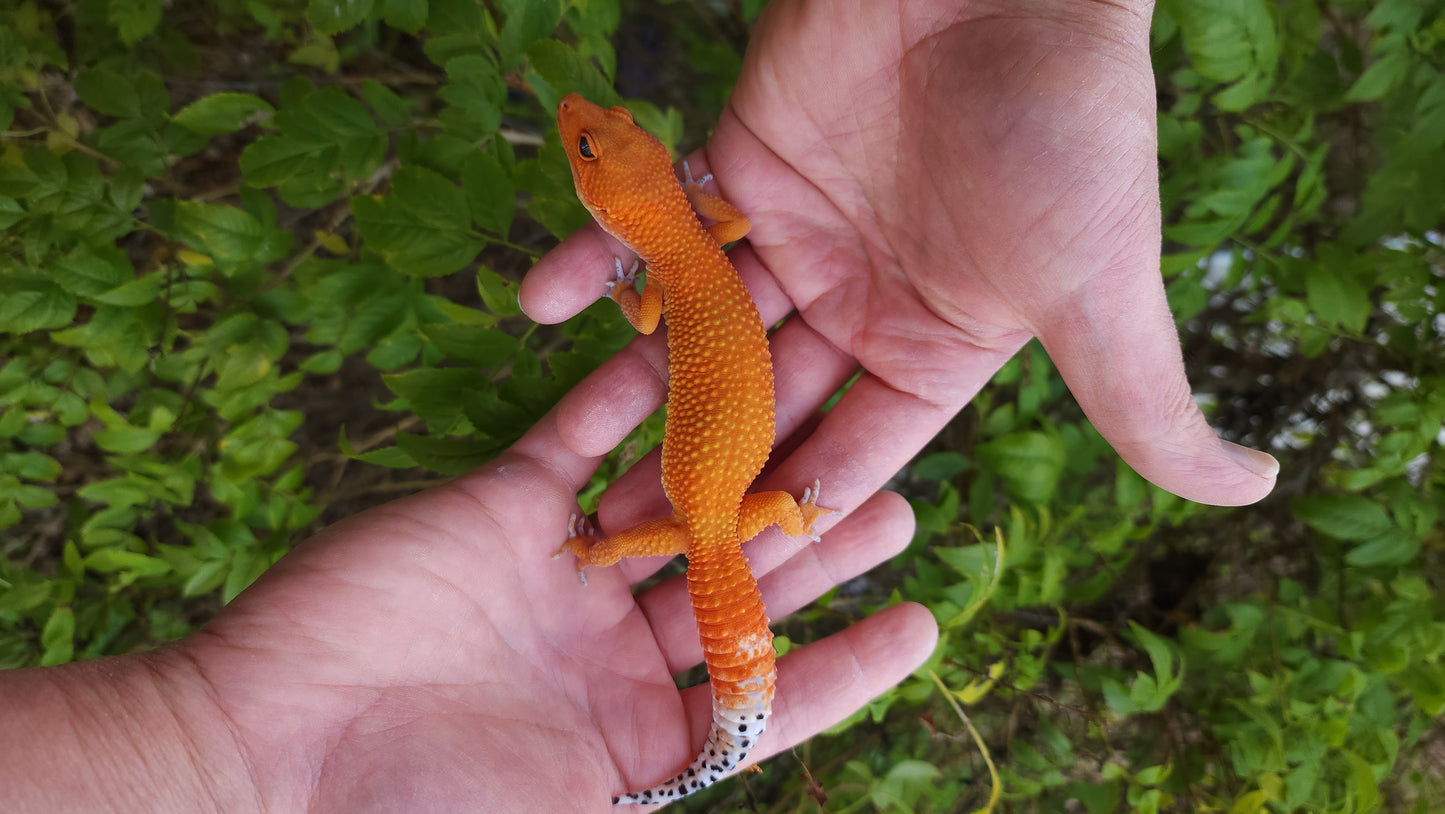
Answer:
523;0;1278;508
173;410;927;812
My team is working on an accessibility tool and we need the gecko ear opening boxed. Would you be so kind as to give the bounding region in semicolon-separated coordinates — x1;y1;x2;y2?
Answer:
607;105;635;124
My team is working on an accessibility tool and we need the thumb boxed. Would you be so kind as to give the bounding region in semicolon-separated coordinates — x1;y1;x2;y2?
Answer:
1037;274;1278;507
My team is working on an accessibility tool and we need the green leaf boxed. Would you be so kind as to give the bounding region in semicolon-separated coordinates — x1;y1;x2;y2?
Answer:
40;606;75;666
307;0;376;34
172;92;275;135
339;427;419;468
1344;45;1409;102
182;559;229;598
461;151;515;236
92;426;163;454
393;164;469;230
52;248;133;298
501;0;565;71
74;66;142;118
239;135;321;187
395;431;502;475
476;267;523;317
976;431;1067;505
4;452;62;481
108;0;163;45
1344;751;1380;813
1293;494;1392;541
439;55;505;134
382;0;428;33
0;197;25;229
526;39;620;109
350;188;483;277
1127;621;1185;711
0;279;76;333
173;201;265;264
84;548;172;576
420;322;519;366
1305;267;1370;334
382;367;486;428
1344;529;1418;567
362;79;411;126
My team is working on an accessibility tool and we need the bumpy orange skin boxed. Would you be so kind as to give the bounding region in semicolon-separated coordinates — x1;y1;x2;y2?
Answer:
555;94;827;805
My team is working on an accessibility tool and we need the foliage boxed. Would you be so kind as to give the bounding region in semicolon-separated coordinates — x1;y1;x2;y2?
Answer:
2;1;1443;813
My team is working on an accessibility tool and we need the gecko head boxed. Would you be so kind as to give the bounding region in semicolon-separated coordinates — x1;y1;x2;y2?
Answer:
557;93;677;236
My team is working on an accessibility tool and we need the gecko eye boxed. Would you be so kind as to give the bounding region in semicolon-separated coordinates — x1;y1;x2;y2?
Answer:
578;134;597;160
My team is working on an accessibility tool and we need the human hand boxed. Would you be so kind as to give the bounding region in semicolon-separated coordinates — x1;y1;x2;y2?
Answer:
522;0;1279;508
0;353;931;814
131;377;932;812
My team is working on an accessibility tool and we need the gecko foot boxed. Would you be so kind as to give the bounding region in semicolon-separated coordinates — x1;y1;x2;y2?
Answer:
554;512;599;585
799;479;841;543
603;257;641;296
681;160;713;190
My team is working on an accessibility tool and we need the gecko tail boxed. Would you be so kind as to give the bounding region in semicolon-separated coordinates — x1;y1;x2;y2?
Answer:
611;698;771;805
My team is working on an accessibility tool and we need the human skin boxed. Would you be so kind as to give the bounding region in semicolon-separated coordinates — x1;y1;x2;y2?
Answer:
0;1;1276;812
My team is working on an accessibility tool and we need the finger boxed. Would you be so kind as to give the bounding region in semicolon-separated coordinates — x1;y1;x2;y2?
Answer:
519;222;635;325
640;490;915;673
1037;280;1278;507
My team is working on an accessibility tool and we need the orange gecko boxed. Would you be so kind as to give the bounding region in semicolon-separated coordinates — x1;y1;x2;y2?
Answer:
553;93;834;805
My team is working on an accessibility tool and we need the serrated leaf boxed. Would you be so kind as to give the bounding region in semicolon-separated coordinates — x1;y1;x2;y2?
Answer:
1293;494;1392;541
395;431;502;475
350;193;483;277
393;165;469;229
52;249;132;297
174;201;264;264
526;39;620;109
1344;530;1418;567
0;280;76;333
440;55;505;134
476;267;523;317
501;0;564;70
1305;268;1370;334
382;367;487;427
977;431;1067;505
461;151;515;235
239;135;320;186
172;92;275;135
420;322;519;366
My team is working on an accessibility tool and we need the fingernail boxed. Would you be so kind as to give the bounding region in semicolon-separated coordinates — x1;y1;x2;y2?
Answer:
1220;439;1279;479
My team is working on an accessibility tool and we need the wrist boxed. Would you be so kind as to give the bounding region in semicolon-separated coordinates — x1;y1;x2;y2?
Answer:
0;650;257;813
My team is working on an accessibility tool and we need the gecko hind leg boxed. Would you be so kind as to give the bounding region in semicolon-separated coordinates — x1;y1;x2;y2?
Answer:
681;160;751;245
737;479;839;545
554;514;691;583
